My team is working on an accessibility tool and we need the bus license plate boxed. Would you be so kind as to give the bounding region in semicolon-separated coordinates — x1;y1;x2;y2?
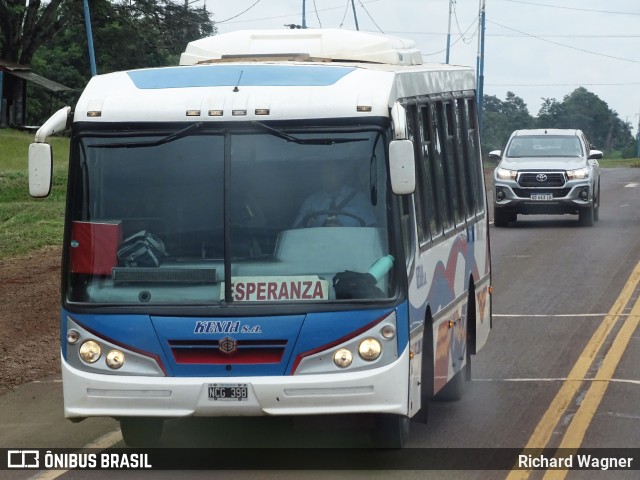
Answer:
531;193;552;201
208;384;248;401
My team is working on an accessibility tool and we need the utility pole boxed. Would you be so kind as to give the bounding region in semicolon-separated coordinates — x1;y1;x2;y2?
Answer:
476;0;486;137
83;0;97;76
302;0;307;28
446;0;453;64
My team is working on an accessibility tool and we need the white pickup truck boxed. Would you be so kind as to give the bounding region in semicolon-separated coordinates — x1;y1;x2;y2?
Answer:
490;128;603;227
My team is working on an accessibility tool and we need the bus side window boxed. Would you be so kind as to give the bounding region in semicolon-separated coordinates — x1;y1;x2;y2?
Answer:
466;98;485;214
419;101;442;241
399;195;412;261
439;100;465;226
405;101;428;244
431;101;454;232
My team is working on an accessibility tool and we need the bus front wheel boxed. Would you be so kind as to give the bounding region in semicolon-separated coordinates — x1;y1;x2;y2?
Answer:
119;417;164;447
371;414;410;448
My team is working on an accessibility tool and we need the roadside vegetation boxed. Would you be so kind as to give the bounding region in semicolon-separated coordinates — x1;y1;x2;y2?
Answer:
0;129;68;259
0;128;638;259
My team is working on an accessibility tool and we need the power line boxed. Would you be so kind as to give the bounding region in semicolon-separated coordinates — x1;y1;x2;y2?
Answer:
421;18;478;57
357;0;384;34
488;19;640;64
504;0;640;16
312;0;323;28
452;0;477;44
487;82;640;87
385;31;640;39
215;0;263;24
219;0;381;25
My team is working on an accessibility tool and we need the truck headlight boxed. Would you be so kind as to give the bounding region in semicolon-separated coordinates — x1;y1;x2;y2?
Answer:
495;167;517;180
566;167;589;180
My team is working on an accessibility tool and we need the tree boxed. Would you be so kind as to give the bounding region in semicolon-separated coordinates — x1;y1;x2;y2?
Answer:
534;88;633;152
481;92;533;153
0;0;81;65
536;98;564;127
3;1;216;124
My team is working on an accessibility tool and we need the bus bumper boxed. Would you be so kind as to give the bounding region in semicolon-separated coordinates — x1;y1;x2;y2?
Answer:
62;347;410;419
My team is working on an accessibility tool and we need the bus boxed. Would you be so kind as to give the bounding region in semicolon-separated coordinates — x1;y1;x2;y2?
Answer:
28;28;492;448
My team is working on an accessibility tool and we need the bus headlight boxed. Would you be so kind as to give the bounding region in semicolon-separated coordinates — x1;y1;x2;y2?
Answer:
66;329;80;344
381;324;396;339
358;338;382;361
333;348;353;368
79;340;101;363
106;349;126;369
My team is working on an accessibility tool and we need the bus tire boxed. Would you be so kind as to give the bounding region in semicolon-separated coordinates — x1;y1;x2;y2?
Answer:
372;414;410;448
120;417;164;447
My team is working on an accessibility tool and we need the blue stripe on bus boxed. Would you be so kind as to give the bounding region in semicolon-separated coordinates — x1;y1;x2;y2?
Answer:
127;65;355;89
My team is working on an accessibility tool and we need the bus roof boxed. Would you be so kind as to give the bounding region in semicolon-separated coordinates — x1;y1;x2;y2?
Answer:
179;29;423;66
72;29;476;124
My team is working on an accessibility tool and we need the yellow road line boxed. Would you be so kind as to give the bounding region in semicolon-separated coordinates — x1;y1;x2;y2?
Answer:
506;259;640;480
542;293;640;480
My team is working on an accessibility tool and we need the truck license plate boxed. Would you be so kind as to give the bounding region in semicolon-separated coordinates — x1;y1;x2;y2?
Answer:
531;193;553;200
208;384;248;401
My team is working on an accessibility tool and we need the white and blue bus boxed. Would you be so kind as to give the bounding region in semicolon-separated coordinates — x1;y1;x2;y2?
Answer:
29;29;492;447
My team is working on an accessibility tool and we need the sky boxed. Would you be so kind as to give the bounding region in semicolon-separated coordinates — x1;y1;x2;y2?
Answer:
195;0;640;138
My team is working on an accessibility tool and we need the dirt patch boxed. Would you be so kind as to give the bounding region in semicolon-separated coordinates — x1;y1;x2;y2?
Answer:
0;246;61;395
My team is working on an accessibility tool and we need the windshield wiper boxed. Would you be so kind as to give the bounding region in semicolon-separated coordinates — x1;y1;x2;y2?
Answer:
253;122;368;145
88;122;205;148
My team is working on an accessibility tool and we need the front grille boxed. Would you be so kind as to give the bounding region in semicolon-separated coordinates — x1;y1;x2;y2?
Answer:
518;172;566;187
512;188;571;198
168;339;287;364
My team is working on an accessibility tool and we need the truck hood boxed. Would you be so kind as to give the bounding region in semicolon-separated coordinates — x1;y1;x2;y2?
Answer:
499;157;587;171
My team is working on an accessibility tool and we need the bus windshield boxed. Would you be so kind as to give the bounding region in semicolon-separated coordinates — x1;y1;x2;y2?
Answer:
66;125;395;306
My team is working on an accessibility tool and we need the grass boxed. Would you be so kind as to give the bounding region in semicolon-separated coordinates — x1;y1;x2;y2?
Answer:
0;129;69;259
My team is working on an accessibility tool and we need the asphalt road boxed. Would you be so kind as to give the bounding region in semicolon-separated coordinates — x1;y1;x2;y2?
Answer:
2;167;639;479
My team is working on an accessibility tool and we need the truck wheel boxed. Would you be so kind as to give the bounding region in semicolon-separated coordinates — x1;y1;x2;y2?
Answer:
494;208;510;227
594;183;600;222
579;205;594;227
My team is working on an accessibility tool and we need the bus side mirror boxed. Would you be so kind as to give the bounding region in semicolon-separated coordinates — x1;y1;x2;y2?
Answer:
28;143;53;198
389;139;415;195
28;106;70;198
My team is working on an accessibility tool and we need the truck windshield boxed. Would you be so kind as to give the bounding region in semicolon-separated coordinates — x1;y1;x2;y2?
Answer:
66;125;395;306
506;135;583;158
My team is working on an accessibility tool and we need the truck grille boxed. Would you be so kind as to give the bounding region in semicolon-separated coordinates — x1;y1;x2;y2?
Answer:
518;172;566;187
512;188;571;198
